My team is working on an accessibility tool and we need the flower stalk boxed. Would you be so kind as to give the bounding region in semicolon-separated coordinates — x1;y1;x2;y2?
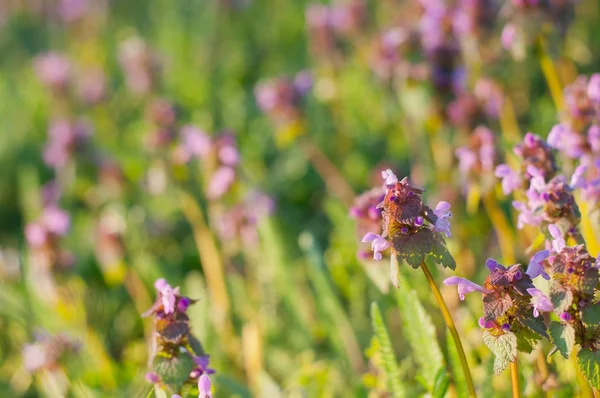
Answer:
421;261;477;397
510;358;521;398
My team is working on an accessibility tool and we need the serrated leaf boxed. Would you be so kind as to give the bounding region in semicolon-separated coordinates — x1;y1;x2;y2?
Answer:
521;313;548;338
515;325;541;353
482;293;512;321
395;277;445;388
482;330;517;375
392;228;434;268
429;237;456;270
549;283;573;314
576;268;600;295
578;349;600;390
583;304;600;325
548;321;575;359
370;303;406;398
152;353;195;392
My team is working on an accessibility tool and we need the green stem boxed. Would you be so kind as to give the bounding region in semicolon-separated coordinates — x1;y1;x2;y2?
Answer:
510;358;521;398
420;261;477;397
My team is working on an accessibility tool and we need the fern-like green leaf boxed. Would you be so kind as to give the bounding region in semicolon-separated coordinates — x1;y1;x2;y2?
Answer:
395;274;445;388
371;302;406;398
446;329;469;398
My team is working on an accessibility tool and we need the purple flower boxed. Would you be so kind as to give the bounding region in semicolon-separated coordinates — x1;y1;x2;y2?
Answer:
206;167;236;200
443;276;489;300
455;147;477;174
381;169;398;186
145;372;160;383
218;145;239;166
560;312;572;322
172;395;182;398
549;224;566;253
570;165;588;189
161;285;177;314
181;126;211;159
486;258;505;272
512;188;544;229
526;250;550;280
25;223;48;248
154;278;168;291
177;297;191;313
495;164;521;194
362;232;390;261
478;317;496;328
199;373;212;398
41;206;70;236
526;165;546;191
588;73;600;104
526;288;552;317
433;201;452;237
33;53;70;90
589;125;600;153
547;124;584;158
501;24;516;50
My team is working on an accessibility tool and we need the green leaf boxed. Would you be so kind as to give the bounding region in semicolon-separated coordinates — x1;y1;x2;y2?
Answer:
429;237;456;270
432;367;450;398
446;330;469;398
578;348;600;390
392;228;434;268
482;330;517;375
548;321;575;359
395;275;445;387
521;313;548;338
515;325;541;353
583;304;600;326
370;303;406;398
549;283;573;314
152;353;196;393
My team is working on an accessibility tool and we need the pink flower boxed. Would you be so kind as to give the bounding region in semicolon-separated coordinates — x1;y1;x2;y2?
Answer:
181;125;211;159
198;373;212;398
361;232;390;261
381;169;398;186
433;201;452;237
495;164;521;195
206;167;236;200
526;288;552;317
526;250;550;280
548;224;566;253
443;276;489;300
588;73;600;104
33;53;70;89
25;223;48;248
41;206;70;236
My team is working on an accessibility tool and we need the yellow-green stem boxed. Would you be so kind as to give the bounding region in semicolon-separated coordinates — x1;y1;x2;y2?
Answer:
511;359;521;398
420;261;477;397
536;36;564;111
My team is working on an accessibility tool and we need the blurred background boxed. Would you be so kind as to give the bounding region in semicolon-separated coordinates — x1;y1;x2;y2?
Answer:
1;0;600;396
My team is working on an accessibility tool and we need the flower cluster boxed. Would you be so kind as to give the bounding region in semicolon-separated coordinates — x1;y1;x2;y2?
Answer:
43;119;92;170
173;127;240;200
144;279;214;397
445;257;551;374
357;170;455;272
118;37;161;96
254;71;312;127
455;125;498;191
22;330;80;373
34;52;107;104
495;132;558;195
25;184;73;272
